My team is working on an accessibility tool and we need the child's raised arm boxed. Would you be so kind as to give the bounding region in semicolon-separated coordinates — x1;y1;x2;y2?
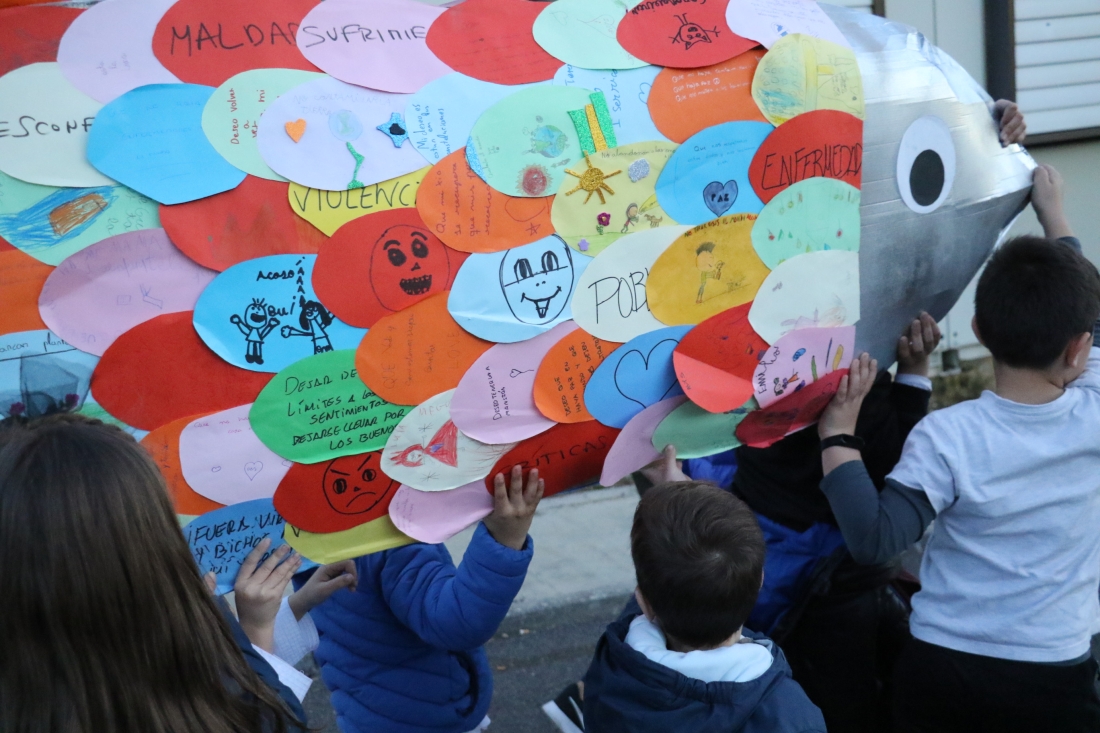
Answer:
1032;164;1074;241
817;355;937;565
482;464;545;551
380;466;542;651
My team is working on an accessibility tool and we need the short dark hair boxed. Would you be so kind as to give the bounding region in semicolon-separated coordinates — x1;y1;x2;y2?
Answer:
631;481;765;648
696;242;715;256
976;236;1100;368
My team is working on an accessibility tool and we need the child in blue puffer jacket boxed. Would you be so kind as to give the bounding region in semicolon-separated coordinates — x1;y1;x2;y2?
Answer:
583;478;825;733
302;465;544;733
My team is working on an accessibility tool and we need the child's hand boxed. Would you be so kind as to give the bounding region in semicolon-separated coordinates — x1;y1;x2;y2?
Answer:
482;465;544;551
897;312;941;377
288;560;358;620
233;539;302;652
1032;164;1074;239
994;99;1026;145
638;444;690;485
819;353;878;439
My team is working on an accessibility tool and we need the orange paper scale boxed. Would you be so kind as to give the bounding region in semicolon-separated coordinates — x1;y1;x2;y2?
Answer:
92;311;272;430
152;0;320;87
672;302;768;413
426;0;562;85
0;249;52;337
313;208;469;328
616;0;756;70
274;451;400;534
533;328;622;423
160;176;327;272
486;421;621;498
648;48;769;143
355;292;492;407
748;110;864;204
417;149;555;253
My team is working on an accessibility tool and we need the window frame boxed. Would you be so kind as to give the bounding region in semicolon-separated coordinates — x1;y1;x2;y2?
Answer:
985;0;1100;145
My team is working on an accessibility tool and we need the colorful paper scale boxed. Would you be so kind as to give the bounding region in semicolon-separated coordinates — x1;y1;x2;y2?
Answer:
0;0;1042;572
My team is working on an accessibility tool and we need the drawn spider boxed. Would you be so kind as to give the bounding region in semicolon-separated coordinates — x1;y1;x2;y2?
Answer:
671;14;720;50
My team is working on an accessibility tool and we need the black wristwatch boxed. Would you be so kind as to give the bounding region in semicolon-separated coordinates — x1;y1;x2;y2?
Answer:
820;434;866;451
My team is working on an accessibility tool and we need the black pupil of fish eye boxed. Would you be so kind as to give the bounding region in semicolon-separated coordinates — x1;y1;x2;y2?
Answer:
333;478;347;494
910;149;945;207
388;248;407;267
411;239;428;258
362;469;376;482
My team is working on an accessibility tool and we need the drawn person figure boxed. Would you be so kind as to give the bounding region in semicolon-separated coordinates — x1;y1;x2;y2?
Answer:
280;297;335;354
694;242;725;304
620;203;640;234
230;299;279;365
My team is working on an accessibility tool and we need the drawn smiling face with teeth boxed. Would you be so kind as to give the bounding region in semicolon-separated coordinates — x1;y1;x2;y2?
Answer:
500;235;575;325
370;224;451;312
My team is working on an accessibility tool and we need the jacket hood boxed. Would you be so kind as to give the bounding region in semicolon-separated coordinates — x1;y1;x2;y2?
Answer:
584;613;803;731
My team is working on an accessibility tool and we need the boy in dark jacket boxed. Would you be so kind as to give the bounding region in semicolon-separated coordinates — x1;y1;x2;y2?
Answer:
302;465;544;733
582;481;826;733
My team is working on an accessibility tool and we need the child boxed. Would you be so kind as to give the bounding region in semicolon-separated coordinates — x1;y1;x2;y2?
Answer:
581;481;826;733
213;538;359;704
302;464;544;733
816;164;1100;732
0;413;309;733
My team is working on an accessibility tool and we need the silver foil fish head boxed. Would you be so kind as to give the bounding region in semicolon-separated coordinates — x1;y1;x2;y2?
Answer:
823;5;1036;364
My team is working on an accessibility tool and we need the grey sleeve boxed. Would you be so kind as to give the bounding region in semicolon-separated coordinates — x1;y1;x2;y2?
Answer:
819;460;936;565
1058;236;1083;253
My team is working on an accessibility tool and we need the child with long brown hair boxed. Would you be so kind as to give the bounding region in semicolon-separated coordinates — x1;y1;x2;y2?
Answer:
0;413;315;733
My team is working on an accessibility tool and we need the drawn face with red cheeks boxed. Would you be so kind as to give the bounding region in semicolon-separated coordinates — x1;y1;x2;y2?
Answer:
369;225;451;312
322;453;399;516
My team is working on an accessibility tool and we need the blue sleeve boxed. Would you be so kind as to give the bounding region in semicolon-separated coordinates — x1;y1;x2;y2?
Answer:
379;522;533;651
218;598;307;725
819;460;936;565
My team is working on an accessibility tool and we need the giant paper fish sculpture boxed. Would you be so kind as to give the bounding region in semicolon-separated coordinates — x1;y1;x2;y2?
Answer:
0;0;1033;568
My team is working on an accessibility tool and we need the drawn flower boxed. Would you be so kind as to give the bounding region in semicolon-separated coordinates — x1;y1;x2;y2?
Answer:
597;212;611;226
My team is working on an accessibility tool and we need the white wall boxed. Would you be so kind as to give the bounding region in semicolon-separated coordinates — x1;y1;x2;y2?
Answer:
884;0;987;87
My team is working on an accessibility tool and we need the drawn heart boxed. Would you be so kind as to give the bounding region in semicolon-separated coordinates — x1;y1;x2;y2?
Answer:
243;461;263;481
703;180;738;217
285;119;307;143
613;338;684;409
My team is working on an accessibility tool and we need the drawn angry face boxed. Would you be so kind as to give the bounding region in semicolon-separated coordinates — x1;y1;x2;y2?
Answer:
322;453;398;516
672;14;719;50
369;224;450;311
500;236;575;324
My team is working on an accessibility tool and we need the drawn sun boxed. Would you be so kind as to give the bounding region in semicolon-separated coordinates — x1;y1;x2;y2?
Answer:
563;152;622;205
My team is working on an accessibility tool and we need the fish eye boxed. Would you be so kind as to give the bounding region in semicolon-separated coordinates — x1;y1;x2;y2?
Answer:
411;238;429;258
362;468;377;482
541;251;559;272
896;115;956;214
332;478;347;495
